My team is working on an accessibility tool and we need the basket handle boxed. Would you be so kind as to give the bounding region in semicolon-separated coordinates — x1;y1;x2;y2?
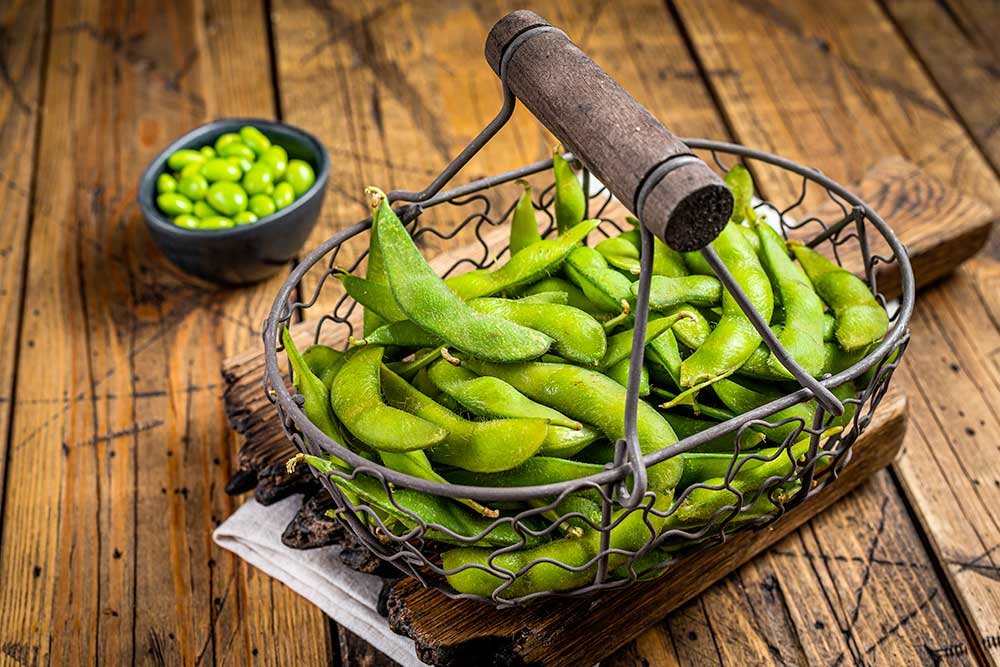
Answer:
485;10;733;251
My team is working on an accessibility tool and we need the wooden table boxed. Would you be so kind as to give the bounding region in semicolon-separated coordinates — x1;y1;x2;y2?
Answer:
0;1;997;664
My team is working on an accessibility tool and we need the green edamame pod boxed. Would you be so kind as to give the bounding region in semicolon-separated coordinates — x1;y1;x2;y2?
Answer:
646;329;683;390
446;219;600;300
606;358;650;396
379;449;496;517
282;330;350;451
823;313;836;342
519;277;603;316
446;457;604;487
640;275;723;310
680;222;774;388
599;311;693;371
711;377;845;444
459;359;682;492
428;361;580;429
509;181;541;255
302;344;344;389
595;234;641;274
303;455;537;547
369;187;553;362
361;320;440;348
564;246;632;313
661;411;766;454
623;218;689;277
330;346;448;452
517;291;568;305
337;272;407;323
467;298;607;365
379;365;547;472
756;223;825;378
386;347;447;379
552;149;585;233
725;165;755;225
790;242;889;352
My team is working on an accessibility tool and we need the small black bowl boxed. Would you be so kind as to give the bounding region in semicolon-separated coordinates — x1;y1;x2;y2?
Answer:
138;118;330;285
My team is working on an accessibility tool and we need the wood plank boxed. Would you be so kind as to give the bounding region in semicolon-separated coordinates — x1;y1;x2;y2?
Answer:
0;0;329;664
672;0;1000;660
386;391;914;667
880;0;1000;174
0;0;46;518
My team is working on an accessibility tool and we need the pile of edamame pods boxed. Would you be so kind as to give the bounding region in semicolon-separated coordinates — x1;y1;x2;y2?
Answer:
286;157;890;599
156;125;316;230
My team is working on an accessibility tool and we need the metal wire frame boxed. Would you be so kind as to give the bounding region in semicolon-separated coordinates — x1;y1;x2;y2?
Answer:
259;139;912;605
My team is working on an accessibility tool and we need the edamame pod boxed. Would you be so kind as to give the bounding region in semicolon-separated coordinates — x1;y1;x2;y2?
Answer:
519;277;603;316
369;187;553;363
446;457;603;487
337;272;407;323
661;411;766;454
640;275;723;310
301;344;344;389
427;361;601;457
329;346;448;452
564;246;632;313
467;298;607;365
446;219;600;300
606;358;650;396
379;449;496;517
509;180;541;255
379;365;547;472
756;222;825;377
553;149;585;233
790;242;889;352
599;311;694;371
680;222;774;388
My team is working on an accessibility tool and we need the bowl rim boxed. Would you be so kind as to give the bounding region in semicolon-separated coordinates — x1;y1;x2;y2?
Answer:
138;117;330;239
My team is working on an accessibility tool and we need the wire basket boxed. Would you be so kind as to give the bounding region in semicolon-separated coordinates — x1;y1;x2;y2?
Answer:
261;13;913;606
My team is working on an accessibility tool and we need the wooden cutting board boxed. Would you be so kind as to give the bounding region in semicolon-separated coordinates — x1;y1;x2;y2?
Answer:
220;156;993;666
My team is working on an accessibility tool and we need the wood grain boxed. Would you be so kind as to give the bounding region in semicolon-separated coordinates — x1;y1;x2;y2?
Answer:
0;0;328;663
387;391;913;667
0;0;46;521
880;0;1000;174
672;0;1000;660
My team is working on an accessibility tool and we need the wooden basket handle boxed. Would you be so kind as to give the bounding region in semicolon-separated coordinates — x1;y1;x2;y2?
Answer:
486;10;732;251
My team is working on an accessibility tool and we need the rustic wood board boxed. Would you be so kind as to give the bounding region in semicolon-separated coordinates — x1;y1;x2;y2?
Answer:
0;0;329;663
387;390;907;667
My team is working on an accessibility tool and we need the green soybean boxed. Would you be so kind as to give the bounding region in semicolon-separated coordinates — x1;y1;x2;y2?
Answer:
214;133;241;153
201;157;243;182
157;173;177;194
680;222;774;387
173;214;199;229
248;194;276;219
229;155;253;173
193;201;214;218
199;146;216;159
234;211;258;225
167;149;204;171
330;346;448;452
206;181;248;216
446;219;600;300
790;242;889;352
553;149;585;234
273;182;295;209
198;216;235;229
509;180;541;256
157;192;193;216
369;187;553;362
239;125;271;154
219;141;256;161
177;174;209;201
285;159;316;196
756;222;825;378
262;145;288;178
242;163;274;195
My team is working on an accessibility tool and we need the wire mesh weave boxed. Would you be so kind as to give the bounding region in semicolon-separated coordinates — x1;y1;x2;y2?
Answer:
262;140;912;606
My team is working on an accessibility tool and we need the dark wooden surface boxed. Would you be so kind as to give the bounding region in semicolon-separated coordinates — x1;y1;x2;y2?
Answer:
0;1;998;665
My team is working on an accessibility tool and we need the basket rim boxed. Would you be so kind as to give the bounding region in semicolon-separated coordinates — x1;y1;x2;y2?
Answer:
262;138;914;503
